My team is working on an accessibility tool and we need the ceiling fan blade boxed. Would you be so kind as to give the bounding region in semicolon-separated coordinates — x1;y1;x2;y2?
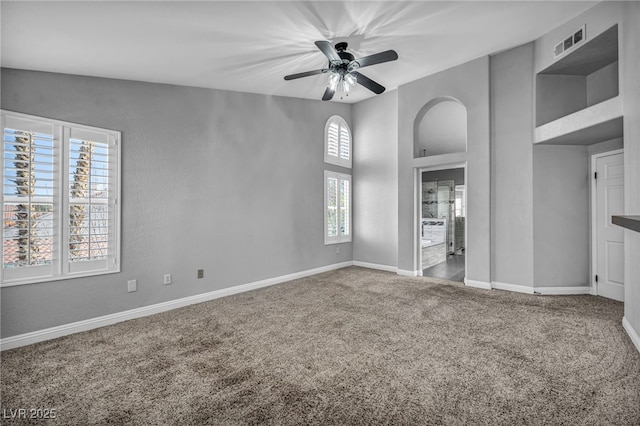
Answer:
351;50;398;69
322;86;335;101
284;69;329;81
315;40;341;63
351;72;386;94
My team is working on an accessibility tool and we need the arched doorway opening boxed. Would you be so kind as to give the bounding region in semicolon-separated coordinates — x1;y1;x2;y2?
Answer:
415;98;467;281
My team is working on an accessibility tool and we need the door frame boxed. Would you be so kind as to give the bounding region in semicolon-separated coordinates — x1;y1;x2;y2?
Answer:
590;148;624;296
415;162;467;277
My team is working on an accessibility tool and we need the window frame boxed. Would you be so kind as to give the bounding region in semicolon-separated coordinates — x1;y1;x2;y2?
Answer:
324;115;352;168
324;170;352;245
1;110;121;287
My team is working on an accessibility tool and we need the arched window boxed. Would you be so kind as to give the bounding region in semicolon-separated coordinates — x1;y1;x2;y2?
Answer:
323;116;351;244
324;115;351;168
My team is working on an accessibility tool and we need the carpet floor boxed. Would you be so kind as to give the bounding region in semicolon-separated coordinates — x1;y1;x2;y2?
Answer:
1;267;639;425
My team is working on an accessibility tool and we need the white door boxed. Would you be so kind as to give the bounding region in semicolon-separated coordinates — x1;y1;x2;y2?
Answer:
595;152;624;301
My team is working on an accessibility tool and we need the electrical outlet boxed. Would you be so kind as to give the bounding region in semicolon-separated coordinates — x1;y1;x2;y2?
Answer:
164;274;172;285
127;279;137;293
336;246;340;254
197;269;204;279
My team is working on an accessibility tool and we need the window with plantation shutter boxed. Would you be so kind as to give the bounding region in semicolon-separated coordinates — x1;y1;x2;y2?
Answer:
324;170;351;244
2;119;55;280
324;116;351;168
67;128;118;274
1;111;120;286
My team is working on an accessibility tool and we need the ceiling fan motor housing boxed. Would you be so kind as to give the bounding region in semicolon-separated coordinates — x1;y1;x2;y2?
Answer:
331;42;355;75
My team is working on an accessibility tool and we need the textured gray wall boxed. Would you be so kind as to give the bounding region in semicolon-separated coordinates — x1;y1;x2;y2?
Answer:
397;57;491;280
415;100;467;156
0;69;352;338
532;145;590;287
620;1;640;339
490;42;536;289
352;90;398;268
586;61;619;106
535;75;586;126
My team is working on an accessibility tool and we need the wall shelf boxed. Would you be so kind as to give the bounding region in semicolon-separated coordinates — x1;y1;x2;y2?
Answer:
535;24;620;146
534;96;622;145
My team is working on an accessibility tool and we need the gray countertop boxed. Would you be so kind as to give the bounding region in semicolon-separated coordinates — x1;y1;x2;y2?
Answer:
612;215;640;233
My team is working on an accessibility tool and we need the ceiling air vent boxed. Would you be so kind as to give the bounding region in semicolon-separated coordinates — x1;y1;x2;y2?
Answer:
554;25;586;59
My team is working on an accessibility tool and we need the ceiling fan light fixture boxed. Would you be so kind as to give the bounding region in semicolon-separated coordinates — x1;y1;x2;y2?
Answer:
328;72;340;90
340;72;357;96
344;73;357;87
342;78;351;94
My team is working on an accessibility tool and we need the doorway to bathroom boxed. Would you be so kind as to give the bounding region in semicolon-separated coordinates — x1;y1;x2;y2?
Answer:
421;167;465;282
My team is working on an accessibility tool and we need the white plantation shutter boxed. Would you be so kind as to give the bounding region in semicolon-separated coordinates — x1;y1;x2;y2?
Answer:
324;116;352;168
2;116;56;281
326;176;338;238
67;128;118;274
1;111;120;286
327;122;340;158
339;125;350;161
324;171;351;244
339;178;350;236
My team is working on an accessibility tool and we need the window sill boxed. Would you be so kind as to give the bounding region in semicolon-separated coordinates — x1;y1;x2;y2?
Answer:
1;267;120;287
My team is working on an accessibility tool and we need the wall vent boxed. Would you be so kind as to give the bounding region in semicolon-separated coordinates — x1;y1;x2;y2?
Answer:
554;25;586;59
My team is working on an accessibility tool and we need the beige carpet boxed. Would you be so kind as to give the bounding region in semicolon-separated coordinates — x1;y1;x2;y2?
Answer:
2;267;639;425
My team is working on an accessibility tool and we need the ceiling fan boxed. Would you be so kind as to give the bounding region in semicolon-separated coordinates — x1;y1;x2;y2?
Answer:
284;41;398;101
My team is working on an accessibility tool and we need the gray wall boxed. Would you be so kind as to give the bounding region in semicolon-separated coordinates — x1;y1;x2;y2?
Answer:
533;145;590;287
397;57;491;280
535;75;586;126
620;1;640;340
415;100;467;157
1;69;352;338
588;137;624;156
490;42;535;289
586;61;619;106
352;90;398;269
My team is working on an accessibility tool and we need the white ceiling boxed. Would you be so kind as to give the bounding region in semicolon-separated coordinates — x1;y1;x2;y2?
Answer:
1;1;598;103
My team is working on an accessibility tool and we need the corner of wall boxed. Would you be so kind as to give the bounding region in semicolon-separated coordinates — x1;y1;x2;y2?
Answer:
623;317;640;354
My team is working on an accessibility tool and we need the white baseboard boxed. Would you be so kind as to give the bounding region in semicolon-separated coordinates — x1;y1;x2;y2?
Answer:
0;261;353;351
534;286;592;295
491;281;535;294
623;317;640;354
397;269;420;277
465;280;593;296
352;261;397;273
465;279;492;290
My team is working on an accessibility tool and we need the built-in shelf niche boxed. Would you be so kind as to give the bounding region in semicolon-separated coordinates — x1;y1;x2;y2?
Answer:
535;24;620;145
